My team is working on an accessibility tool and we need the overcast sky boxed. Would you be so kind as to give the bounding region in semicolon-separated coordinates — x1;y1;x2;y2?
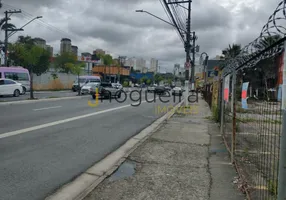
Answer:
1;0;282;72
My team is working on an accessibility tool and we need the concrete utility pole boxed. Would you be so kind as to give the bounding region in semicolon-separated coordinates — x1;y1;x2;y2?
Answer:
184;0;191;106
4;9;22;66
118;56;126;83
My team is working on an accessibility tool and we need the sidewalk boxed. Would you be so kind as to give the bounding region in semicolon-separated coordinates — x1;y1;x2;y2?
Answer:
84;99;246;200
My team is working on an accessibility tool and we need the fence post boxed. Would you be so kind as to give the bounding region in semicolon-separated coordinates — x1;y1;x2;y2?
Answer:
277;46;286;200
231;72;236;163
220;77;225;135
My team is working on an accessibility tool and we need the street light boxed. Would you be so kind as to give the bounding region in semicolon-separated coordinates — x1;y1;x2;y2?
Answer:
135;9;186;36
8;16;43;38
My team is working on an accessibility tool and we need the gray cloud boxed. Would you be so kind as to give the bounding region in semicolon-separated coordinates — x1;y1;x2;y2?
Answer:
1;0;283;71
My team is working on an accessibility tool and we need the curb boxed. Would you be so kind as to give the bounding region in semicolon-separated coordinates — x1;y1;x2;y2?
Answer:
0;95;90;106
45;100;184;200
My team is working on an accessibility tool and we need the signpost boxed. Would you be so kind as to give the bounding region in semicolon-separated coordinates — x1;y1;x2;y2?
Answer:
185;61;190;69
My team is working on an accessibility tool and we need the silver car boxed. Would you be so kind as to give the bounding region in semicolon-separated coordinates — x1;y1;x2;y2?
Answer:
81;83;99;95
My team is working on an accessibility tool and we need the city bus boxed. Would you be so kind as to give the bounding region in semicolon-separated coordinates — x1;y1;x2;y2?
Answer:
0;66;30;93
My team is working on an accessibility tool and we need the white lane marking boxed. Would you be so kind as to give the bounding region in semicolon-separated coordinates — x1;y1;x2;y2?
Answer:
0;100;149;140
33;106;62;111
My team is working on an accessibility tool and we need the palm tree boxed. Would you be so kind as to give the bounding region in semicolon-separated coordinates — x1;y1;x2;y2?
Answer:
0;17;16;31
255;35;282;50
222;44;241;59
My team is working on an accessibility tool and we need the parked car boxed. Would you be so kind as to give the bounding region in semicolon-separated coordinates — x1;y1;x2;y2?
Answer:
0;78;23;97
81;82;99;95
165;86;172;91
147;85;155;93
90;82;121;99
72;75;101;92
154;85;167;95
112;83;123;90
172;86;183;96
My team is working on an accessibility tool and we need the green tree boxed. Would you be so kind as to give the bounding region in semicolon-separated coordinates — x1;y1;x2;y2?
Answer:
154;74;163;84
54;52;78;73
7;36;35;66
222;44;241;59
146;79;151;85
66;62;86;96
98;53;113;82
9;42;50;99
0;17;16;31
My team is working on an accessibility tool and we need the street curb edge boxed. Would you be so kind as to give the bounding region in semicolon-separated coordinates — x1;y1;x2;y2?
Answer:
0;95;91;105
45;100;184;200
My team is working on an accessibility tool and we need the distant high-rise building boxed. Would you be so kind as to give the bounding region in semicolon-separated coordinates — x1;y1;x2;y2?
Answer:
125;57;135;68
71;45;78;56
174;64;180;76
34;37;46;49
135;58;146;72
150;58;158;73
46;45;53;56
60;38;72;54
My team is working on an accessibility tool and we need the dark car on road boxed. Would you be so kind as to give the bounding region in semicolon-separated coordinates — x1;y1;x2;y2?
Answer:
90;82;121;99
154;85;167;95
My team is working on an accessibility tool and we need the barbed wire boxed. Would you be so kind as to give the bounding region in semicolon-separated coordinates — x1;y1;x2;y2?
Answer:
222;0;286;76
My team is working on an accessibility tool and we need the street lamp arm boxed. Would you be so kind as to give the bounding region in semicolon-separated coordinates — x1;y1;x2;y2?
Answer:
135;10;187;34
8;16;42;38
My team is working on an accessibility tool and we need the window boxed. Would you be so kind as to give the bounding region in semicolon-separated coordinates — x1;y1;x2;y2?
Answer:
0;80;4;85
89;79;100;83
4;72;29;81
101;82;112;87
4;80;16;84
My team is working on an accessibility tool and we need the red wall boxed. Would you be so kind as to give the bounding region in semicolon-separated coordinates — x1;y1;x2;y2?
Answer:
277;52;284;86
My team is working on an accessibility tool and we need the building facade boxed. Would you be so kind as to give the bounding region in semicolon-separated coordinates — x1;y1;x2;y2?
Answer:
125;57;136;69
34;37;46;49
46;45;53;56
173;64;180;76
60;38;72;54
149;58;158;73
71;45;78;56
135;58;146;72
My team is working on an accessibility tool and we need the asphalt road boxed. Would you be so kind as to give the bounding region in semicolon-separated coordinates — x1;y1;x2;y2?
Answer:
0;88;145;102
0;91;181;200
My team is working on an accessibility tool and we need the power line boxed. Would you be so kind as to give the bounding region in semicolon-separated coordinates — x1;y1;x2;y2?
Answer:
2;3;80;40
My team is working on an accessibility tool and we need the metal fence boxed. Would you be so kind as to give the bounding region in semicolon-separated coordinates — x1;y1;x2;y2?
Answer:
206;1;286;199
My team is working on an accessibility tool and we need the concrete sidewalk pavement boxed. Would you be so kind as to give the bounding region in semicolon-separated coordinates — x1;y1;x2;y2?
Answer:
83;99;246;200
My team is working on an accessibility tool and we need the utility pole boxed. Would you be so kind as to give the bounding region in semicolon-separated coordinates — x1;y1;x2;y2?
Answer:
4;9;22;66
118;56;126;83
182;0;192;106
190;31;197;91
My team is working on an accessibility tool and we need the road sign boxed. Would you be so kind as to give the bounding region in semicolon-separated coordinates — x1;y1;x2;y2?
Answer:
185;61;190;69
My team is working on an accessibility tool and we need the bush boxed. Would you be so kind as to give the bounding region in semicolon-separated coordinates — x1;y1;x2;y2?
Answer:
123;81;129;87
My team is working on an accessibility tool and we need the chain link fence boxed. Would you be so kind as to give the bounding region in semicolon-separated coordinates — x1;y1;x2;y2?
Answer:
203;1;286;199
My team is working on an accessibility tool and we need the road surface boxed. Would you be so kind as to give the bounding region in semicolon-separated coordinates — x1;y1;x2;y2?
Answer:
0;91;181;200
